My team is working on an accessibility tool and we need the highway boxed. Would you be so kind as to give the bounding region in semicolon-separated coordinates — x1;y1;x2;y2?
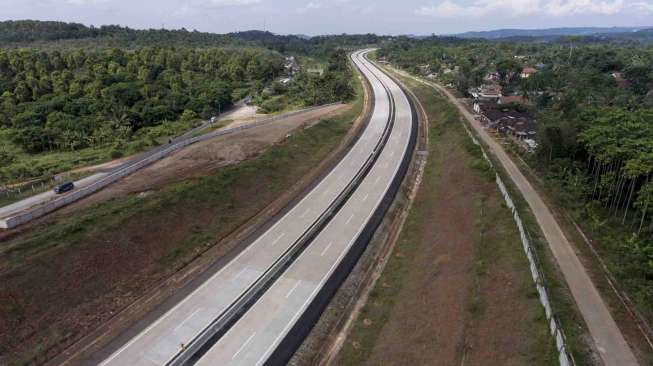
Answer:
194;49;414;365
98;49;415;366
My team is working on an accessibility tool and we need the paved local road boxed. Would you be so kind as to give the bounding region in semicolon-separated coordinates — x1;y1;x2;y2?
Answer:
394;68;638;366
0;100;335;225
195;50;413;365
0;109;218;220
97;49;413;366
0;172;107;218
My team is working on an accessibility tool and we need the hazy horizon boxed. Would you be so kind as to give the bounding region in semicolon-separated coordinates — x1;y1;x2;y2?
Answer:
1;0;652;36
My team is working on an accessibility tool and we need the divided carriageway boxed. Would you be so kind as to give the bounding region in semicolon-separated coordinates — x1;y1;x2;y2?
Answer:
96;49;416;366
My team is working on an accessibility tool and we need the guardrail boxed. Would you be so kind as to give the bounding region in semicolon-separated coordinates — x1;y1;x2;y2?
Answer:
165;64;388;365
462;124;575;366
268;56;419;365
0;103;342;230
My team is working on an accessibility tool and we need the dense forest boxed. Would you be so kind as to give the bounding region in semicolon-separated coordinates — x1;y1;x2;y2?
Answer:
0;47;282;151
379;38;653;319
0;21;359;185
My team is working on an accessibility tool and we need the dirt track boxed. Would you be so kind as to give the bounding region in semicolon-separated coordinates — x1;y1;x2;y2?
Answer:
398;70;639;366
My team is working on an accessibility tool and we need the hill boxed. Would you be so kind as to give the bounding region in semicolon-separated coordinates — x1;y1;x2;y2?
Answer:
454;26;649;39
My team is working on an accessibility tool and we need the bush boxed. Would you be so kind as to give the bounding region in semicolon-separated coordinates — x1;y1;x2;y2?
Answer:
180;109;198;122
259;97;286;113
109;149;123;159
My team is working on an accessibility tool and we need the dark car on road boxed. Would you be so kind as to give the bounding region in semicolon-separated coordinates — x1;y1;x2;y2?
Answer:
53;181;75;194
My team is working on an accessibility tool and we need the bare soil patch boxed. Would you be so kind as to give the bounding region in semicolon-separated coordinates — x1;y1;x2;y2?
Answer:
334;80;553;366
364;142;479;366
65;104;349;211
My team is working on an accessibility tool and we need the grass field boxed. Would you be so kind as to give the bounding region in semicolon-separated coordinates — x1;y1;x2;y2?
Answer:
334;74;556;365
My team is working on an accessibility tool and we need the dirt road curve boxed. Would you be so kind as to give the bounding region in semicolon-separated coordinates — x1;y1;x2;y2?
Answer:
394;70;637;365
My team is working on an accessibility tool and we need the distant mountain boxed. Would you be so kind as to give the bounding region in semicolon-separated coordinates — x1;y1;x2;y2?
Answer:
455;27;650;39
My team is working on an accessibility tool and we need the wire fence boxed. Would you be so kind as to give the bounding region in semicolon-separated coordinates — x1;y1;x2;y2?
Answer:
0;103;342;229
462;123;575;366
1;179;53;197
398;65;576;365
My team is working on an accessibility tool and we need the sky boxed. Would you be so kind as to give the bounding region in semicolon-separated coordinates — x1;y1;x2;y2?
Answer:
1;0;651;35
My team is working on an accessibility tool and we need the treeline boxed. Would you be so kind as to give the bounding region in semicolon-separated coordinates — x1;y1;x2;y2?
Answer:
0;20;100;43
0;20;238;49
0;47;282;154
0;21;387;55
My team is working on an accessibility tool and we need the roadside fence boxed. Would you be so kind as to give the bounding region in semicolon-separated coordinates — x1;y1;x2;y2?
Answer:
462;123;575;366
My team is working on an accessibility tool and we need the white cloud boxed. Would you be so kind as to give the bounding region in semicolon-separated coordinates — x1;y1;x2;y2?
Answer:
64;0;109;5
416;0;646;17
208;0;261;7
297;0;355;13
632;0;653;11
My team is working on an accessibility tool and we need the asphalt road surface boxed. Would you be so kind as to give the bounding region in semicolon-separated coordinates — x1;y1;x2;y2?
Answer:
98;50;413;366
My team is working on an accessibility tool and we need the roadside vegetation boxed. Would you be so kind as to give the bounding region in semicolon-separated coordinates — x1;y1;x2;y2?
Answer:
0;66;363;365
0;21;359;190
254;49;354;113
336;74;556;365
379;37;653;348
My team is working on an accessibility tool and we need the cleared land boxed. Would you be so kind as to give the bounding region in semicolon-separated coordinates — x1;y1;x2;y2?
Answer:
60;104;349;211
0;81;364;365
333;76;555;366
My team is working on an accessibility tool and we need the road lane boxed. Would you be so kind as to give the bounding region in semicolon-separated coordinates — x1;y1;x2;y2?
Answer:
98;50;394;366
195;50;414;365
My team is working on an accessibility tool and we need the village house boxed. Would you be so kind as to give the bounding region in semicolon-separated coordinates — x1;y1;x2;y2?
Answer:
498;95;530;105
284;56;300;75
473;100;538;150
520;66;537;78
306;67;324;76
484;72;501;82
469;83;502;101
417;64;431;75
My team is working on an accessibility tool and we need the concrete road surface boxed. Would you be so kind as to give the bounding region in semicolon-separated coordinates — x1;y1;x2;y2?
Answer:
195;49;413;366
97;49;412;366
396;69;638;366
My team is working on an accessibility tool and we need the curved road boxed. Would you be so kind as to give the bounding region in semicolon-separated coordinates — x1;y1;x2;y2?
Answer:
194;49;413;365
97;50;414;366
